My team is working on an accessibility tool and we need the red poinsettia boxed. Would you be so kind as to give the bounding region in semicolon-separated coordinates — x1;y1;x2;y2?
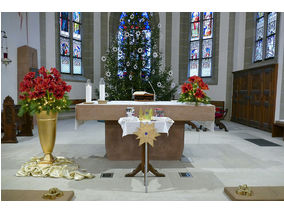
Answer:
18;66;72;116
178;75;210;105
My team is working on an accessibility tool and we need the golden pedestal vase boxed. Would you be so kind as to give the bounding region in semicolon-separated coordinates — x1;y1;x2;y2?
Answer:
36;111;58;164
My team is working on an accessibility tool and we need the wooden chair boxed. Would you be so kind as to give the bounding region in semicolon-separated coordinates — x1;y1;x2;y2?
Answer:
210;101;229;132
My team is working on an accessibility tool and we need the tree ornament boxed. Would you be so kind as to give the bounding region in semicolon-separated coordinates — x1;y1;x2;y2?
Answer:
134;123;160;147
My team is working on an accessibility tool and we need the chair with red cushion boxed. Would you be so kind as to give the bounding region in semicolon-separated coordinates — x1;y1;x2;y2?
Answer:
210;101;229;132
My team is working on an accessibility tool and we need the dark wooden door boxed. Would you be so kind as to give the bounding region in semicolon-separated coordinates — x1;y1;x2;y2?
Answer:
231;64;277;132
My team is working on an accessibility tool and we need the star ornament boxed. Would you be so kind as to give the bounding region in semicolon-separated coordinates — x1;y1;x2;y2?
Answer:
134;123;160;147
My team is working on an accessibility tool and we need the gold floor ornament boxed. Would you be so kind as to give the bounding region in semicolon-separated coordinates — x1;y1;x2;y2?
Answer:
134;123;160;147
36;111;57;164
236;184;253;196
42;188;64;200
16;156;95;181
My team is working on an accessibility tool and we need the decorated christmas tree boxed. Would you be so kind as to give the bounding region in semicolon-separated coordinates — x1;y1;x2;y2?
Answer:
101;12;177;101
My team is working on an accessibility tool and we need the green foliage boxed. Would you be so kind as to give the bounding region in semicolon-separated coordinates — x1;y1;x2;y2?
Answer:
102;12;177;101
18;93;71;117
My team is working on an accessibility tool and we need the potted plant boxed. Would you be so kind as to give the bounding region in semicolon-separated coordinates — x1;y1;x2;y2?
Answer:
18;66;72;164
178;75;210;105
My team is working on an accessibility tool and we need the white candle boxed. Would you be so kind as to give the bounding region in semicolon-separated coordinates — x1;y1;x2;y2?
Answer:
99;84;105;100
86;85;92;102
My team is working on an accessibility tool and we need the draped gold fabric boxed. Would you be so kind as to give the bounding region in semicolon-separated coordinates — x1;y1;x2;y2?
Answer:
16;156;94;181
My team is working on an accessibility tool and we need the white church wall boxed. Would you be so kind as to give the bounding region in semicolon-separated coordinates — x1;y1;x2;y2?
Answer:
233;13;246;72
171;12;180;88
206;12;230;101
275;13;284;120
1;12;41;105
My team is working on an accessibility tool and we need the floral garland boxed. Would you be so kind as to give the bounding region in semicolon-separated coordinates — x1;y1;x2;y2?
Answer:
178;76;210;105
18;66;72;116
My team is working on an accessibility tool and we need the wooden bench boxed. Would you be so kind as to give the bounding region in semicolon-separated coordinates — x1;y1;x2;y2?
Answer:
210;100;229;132
272;121;284;141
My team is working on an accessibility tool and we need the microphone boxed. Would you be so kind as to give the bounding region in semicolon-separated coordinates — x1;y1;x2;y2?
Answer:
147;79;156;101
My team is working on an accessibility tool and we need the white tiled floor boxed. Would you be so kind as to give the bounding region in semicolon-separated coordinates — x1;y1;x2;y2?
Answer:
1;119;284;200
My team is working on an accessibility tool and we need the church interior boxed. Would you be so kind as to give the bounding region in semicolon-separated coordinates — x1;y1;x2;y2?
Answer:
1;4;284;208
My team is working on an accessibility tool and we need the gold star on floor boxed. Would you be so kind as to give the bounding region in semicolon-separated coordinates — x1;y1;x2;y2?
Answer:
134;123;160;147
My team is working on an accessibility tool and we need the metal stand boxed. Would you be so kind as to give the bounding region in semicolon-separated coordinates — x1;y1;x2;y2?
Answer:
144;143;148;193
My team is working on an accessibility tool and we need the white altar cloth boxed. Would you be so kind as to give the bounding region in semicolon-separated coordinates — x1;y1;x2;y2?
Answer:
118;117;174;137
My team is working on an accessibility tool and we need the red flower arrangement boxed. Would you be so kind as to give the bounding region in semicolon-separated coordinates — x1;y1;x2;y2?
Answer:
178;75;210;105
18;66;72;116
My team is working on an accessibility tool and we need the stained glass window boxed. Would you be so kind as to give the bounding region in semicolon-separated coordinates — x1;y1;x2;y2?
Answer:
254;12;277;62
188;12;214;78
59;12;82;75
117;12;151;77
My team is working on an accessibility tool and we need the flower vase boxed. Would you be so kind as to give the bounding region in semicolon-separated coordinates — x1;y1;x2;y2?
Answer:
36;111;58;164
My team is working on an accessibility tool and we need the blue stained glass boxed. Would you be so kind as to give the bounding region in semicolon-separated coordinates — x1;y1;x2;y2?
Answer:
256;17;264;40
203;19;213;39
266;35;275;59
60;12;68;19
60;18;69;37
191;12;200;22
73;40;81;58
254;40;263;61
190;41;199;59
61;56;70;73
73;58;82;74
73;12;80;22
267;12;277;36
60;37;70;55
256;12;264;19
202;39;212;58
118;12;151;76
203;12;213;20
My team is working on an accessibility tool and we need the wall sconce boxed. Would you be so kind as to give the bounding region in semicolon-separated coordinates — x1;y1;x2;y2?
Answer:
1;30;12;66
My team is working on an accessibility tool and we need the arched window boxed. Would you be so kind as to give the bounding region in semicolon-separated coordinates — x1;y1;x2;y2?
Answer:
254;12;277;62
188;12;214;78
59;12;82;74
117;12;151;76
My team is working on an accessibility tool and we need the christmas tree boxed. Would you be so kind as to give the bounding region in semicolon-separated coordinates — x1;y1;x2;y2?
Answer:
101;12;177;101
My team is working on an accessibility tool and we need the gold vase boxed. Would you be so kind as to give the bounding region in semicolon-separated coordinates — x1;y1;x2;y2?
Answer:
36;111;58;164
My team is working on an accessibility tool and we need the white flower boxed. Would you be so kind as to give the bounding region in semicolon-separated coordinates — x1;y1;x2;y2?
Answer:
105;92;109;98
130;14;134;19
119;75;123;79
129;74;133;80
153;52;158;58
142;61;146;66
112;47;118;52
125;32;130;37
158;23;161;28
171;82;176;88
118;50;123;55
157;82;162;87
120;18;123;22
168;70;173;76
167;76;171;81
136;31;141;36
138;48;143;53
101;56;106;62
106;71;111;77
126;61;130;67
145;76;149;80
134;64;138;69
